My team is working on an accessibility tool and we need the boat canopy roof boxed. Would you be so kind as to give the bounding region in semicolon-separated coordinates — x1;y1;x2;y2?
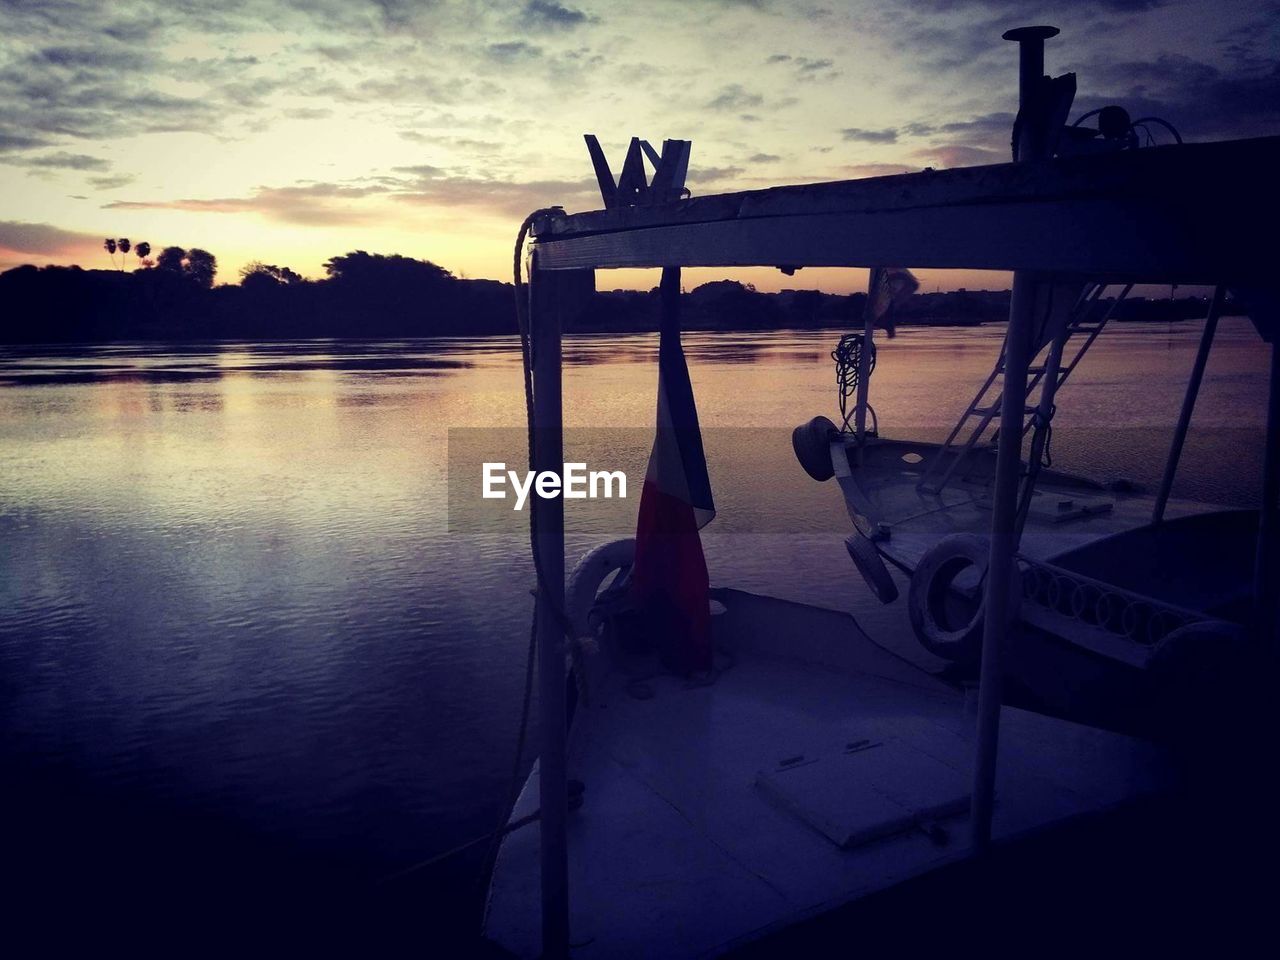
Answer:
531;135;1280;287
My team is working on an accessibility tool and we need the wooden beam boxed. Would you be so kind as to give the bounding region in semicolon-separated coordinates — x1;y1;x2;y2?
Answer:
582;134;617;210
532;136;1280;284
615;137;649;206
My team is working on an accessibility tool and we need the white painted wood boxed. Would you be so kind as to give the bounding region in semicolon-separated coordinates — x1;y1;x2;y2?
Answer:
536;198;1266;282
756;739;971;849
532;136;1280;283
482;602;1167;958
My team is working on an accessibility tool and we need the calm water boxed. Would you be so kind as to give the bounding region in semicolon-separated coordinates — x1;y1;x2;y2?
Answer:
0;320;1267;947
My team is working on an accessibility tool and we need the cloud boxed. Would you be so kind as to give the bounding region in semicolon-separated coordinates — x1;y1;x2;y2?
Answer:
0;220;101;257
839;162;917;178
0;131;53;153
685;165;746;189
706;84;764;111
487;41;544;63
911;143;1005;167
795;57;835;76
841;127;898;143
392;164;448;177
282;106;333;121
520;1;591;31
370;0;427;30
89;174;135;190
99;168;602;225
17;152;112;171
765;51;839;82
104;181;394;227
1080;52;1280;139
906;112;1016;139
1;0;1276;287
905;0;1164;9
390;170;602;217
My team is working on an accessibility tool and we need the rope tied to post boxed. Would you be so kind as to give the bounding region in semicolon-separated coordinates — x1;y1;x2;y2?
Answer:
833;332;877;433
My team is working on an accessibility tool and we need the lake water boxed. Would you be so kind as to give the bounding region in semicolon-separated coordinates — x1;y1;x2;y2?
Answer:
0;320;1268;948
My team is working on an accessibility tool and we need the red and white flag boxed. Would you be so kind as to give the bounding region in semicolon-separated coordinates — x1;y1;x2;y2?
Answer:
630;269;716;674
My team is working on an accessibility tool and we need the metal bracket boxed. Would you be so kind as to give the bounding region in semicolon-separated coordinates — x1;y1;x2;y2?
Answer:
583;134;692;209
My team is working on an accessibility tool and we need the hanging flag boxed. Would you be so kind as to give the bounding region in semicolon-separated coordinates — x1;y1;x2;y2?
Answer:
868;266;919;338
630;267;716;674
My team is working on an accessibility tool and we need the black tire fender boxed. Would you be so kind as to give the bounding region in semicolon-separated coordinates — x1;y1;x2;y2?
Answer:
792;416;838;482
845;533;899;604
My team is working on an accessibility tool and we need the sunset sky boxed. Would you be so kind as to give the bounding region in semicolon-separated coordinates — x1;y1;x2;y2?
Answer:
2;0;1277;293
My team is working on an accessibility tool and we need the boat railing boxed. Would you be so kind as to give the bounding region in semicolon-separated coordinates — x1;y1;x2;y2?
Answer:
1016;554;1219;664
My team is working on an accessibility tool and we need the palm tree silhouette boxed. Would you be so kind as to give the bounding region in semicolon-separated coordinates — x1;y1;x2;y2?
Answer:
135;241;151;268
117;238;131;271
103;238;116;269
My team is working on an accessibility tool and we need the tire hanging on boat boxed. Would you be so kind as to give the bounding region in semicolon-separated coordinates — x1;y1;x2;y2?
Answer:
792;415;838;481
845;533;899;604
907;533;1020;664
565;538;636;638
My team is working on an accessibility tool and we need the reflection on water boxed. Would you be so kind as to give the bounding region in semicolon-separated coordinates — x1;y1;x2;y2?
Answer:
0;321;1269;942
0;342;472;386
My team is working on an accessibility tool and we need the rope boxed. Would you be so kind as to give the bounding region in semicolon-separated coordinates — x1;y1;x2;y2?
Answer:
832;333;876;433
514;209;581;647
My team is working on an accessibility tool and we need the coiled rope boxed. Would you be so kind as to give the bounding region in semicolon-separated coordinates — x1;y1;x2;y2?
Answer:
832;332;876;434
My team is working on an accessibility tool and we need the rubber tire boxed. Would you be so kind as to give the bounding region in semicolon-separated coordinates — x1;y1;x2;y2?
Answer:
907;533;1019;664
792;416;838;481
565;538;636;638
845;533;899;604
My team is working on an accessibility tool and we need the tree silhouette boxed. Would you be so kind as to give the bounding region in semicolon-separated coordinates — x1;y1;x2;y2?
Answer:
185;249;217;289
134;241;151;268
103;238;116;269
156;246;186;274
323;251;452;286
117;238;130;272
240;261;303;287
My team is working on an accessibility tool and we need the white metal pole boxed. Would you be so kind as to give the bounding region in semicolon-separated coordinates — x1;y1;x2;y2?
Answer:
530;255;570;958
1153;285;1225;524
970;24;1059;852
854;268;880;451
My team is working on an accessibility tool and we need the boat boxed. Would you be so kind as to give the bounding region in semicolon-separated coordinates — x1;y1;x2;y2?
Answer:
482;25;1278;958
792;279;1263;737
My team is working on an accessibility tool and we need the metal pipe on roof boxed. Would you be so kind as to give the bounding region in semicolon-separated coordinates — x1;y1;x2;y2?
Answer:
1153;285;1225;524
970;24;1060;852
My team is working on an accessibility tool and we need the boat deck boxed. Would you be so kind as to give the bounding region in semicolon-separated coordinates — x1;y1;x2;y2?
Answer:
832;436;1187;573
482;591;1168;958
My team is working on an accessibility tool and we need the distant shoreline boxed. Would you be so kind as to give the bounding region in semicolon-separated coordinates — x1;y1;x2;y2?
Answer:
0;259;1233;346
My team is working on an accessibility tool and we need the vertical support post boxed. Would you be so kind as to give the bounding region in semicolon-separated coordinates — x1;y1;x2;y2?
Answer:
970;273;1035;850
1153;285;1225;524
971;24;1059;853
1256;338;1280;649
854;268;881;455
530;254;569;959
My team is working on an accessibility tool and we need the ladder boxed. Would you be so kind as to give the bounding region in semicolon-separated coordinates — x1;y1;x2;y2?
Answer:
916;282;1133;495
